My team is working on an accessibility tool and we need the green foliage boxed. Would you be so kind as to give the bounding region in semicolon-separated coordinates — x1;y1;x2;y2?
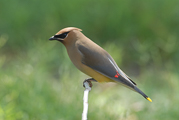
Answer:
0;0;179;119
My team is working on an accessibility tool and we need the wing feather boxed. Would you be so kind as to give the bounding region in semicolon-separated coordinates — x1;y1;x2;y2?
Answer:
78;45;136;87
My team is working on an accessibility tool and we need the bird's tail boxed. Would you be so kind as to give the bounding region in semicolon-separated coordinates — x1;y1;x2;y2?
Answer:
134;86;152;102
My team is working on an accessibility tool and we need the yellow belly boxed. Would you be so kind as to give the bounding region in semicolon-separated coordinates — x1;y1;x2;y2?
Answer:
79;64;115;83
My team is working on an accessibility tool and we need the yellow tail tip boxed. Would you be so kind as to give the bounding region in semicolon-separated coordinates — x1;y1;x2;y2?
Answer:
146;97;152;102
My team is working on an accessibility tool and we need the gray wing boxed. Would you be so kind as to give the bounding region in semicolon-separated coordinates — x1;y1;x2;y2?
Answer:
78;45;136;88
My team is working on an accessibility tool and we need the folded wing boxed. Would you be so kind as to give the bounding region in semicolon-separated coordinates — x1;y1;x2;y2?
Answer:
78;45;136;88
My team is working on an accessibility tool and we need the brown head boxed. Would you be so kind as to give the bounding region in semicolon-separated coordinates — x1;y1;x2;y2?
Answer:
49;27;82;45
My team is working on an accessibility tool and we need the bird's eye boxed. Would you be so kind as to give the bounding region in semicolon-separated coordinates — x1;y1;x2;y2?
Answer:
54;32;69;39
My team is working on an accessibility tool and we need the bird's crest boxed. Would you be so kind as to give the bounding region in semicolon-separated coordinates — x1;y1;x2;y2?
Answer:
55;27;82;35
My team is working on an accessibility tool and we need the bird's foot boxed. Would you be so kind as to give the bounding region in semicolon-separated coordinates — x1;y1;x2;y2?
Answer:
83;78;97;88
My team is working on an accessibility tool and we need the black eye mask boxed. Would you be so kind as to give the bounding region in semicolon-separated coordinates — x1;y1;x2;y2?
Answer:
54;32;69;39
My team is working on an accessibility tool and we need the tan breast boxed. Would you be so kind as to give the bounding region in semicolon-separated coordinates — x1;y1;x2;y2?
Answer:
64;38;114;83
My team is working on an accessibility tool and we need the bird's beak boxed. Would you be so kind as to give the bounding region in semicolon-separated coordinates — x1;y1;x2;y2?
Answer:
49;36;56;40
49;36;63;42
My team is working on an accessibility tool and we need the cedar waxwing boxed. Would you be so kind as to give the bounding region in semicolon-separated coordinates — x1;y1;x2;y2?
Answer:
49;27;152;102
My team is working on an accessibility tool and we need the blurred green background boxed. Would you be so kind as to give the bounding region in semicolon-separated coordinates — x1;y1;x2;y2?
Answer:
0;0;179;119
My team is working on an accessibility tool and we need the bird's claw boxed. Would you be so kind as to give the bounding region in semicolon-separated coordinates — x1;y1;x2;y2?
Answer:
83;78;97;88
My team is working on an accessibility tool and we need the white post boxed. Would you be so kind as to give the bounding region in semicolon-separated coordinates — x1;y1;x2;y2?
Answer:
82;81;91;120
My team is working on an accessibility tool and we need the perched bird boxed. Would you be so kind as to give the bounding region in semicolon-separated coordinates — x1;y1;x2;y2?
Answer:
49;27;152;102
